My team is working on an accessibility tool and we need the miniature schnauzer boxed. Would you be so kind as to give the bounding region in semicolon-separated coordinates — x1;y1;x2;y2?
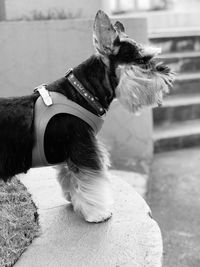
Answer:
0;10;174;222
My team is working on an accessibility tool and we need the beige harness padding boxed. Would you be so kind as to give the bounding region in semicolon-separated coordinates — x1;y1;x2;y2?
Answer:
32;92;104;167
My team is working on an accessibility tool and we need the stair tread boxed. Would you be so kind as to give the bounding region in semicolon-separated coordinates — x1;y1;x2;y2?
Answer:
158;51;200;59
154;119;200;140
161;94;200;107
175;72;200;81
149;27;200;39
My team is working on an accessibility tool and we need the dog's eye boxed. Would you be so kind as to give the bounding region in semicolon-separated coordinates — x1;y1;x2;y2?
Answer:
135;59;144;64
116;41;141;63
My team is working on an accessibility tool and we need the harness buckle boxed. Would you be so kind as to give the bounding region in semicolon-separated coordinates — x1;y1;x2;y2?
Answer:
34;84;53;106
65;68;73;77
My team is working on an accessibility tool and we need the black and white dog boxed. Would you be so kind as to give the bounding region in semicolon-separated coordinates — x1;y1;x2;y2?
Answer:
0;11;174;222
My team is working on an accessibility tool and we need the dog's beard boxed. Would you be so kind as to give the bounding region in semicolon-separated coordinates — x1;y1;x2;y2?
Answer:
116;62;175;113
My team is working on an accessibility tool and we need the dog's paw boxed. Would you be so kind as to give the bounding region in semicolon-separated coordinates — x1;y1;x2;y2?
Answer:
85;210;112;223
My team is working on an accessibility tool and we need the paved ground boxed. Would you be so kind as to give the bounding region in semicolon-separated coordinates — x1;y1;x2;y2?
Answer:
147;148;200;267
14;167;162;267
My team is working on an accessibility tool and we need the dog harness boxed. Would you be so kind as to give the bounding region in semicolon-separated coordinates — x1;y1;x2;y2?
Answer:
66;68;106;116
32;85;104;167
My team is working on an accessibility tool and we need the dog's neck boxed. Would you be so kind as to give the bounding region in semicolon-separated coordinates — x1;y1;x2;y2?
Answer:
73;55;117;110
47;55;117;116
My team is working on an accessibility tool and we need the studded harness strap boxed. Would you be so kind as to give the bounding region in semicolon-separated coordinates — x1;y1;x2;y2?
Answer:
32;82;104;168
66;68;106;116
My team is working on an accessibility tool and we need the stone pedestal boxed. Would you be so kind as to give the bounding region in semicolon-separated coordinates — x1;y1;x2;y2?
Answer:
16;167;163;267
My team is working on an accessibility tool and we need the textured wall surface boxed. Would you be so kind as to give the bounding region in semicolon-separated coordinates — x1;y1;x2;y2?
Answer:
0;17;153;164
6;0;102;19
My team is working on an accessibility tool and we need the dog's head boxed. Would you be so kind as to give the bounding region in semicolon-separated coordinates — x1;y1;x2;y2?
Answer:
93;10;175;112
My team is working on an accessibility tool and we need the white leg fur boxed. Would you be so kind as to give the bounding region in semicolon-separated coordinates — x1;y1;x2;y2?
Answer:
57;165;113;222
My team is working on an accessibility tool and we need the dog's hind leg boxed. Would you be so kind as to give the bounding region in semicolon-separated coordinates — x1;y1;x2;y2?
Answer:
57;139;113;223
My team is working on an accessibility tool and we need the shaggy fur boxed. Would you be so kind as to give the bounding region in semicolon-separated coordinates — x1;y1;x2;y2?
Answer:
0;95;37;180
57;141;112;222
116;61;174;112
0;10;174;222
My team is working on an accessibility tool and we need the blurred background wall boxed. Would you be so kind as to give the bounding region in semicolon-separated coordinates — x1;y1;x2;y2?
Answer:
5;0;102;19
2;0;200;20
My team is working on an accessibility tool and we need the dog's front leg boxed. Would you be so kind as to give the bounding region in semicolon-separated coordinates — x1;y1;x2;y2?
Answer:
57;139;113;223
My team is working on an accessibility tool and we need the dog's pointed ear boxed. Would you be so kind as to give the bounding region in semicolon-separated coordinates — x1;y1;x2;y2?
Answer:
93;10;119;57
114;21;129;40
114;21;125;33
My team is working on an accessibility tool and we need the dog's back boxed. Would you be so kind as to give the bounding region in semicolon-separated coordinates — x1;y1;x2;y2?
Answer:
0;94;37;181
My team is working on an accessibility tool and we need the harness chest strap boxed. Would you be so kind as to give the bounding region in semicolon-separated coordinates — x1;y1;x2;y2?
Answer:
32;91;104;168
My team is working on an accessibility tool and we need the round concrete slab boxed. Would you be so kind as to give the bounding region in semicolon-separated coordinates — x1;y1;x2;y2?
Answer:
17;168;163;267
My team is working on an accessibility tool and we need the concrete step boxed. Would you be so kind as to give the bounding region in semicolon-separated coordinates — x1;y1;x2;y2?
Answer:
153;95;200;126
149;28;200;53
154;119;200;152
158;51;200;74
147;147;200;266
171;73;200;96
